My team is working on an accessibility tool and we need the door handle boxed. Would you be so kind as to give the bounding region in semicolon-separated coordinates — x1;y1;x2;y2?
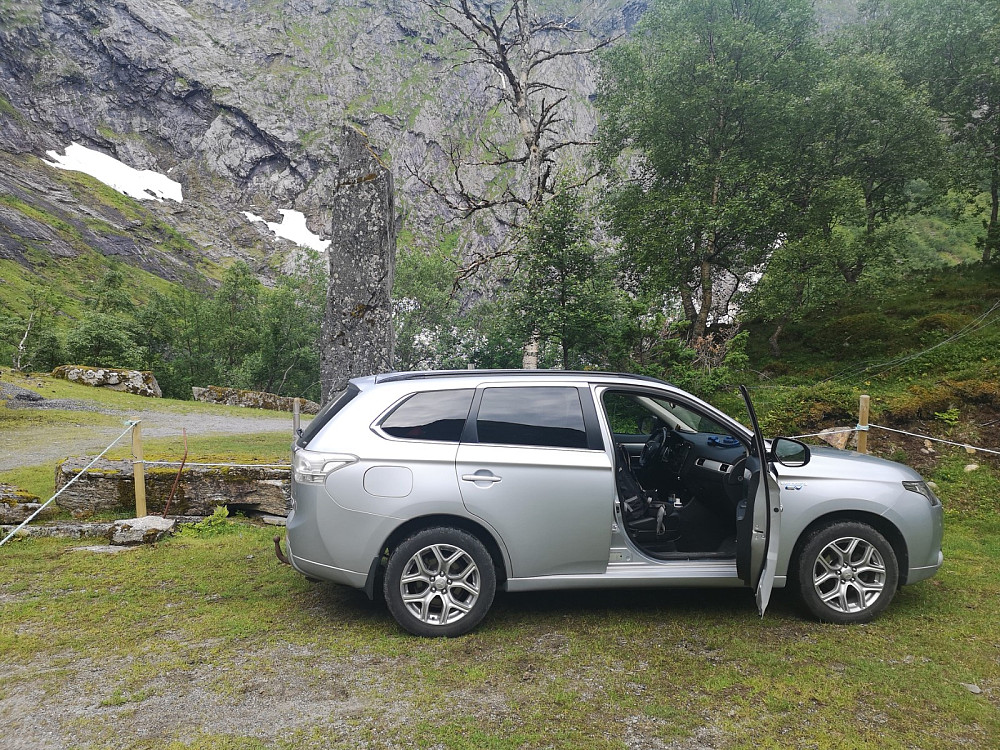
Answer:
461;472;502;484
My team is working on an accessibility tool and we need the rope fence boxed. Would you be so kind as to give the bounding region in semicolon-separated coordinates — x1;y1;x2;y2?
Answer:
0;421;139;548
144;461;291;469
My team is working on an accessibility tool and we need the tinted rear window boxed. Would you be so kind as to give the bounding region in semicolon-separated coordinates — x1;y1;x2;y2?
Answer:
297;383;359;448
381;389;475;442
476;387;588;449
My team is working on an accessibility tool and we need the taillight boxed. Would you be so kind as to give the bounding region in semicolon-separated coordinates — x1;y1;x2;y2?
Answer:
292;449;357;484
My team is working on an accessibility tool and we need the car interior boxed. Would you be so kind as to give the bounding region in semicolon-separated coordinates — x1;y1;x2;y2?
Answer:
604;391;750;560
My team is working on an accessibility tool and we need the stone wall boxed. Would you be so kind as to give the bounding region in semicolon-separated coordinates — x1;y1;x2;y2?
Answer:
52;365;162;398
55;458;290;518
192;386;320;414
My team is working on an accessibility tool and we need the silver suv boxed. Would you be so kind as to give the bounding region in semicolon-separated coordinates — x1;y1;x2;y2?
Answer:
285;370;943;636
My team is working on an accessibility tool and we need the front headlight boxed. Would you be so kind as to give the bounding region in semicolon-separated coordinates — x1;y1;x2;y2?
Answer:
903;480;941;507
292;449;357;484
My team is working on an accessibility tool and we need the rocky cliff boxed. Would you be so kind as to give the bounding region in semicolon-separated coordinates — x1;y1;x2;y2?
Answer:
0;0;635;296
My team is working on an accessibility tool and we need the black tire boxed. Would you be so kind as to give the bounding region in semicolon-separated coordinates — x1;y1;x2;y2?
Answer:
383;527;496;637
796;521;899;624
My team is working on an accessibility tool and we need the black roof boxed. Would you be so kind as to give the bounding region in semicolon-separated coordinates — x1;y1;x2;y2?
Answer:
375;369;672;386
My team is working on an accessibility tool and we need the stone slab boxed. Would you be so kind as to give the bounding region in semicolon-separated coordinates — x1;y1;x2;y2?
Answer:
56;458;291;517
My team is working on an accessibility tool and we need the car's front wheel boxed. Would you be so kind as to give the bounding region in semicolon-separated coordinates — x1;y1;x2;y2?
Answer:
796;521;899;624
384;527;496;637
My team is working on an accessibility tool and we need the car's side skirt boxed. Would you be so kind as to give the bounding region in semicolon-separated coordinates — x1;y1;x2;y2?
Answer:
505;560;742;591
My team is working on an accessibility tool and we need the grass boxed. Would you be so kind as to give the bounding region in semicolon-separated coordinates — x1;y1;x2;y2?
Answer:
0;501;997;748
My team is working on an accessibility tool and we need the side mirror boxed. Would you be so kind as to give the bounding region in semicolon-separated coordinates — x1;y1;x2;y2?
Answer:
771;437;810;468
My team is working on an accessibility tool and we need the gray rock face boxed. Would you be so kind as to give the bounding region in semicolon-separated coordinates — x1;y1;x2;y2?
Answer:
321;126;396;402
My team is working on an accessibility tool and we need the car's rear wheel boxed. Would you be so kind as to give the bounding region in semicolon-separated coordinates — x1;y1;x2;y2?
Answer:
384;527;496;637
796;521;898;624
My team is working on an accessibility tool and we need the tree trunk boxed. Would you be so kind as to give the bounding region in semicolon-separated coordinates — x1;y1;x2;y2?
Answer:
321;127;396;403
768;324;784;358
692;260;713;340
985;163;999;264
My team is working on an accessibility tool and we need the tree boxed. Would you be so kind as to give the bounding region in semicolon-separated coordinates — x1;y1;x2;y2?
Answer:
800;51;945;284
597;0;819;340
881;0;1000;263
411;0;617;283
501;189;626;369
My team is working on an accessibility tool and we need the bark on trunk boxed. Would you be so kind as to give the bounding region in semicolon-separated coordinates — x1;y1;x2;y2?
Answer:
321;126;396;403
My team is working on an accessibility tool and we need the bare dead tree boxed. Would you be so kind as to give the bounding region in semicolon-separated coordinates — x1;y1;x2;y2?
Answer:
12;311;34;373
409;0;619;285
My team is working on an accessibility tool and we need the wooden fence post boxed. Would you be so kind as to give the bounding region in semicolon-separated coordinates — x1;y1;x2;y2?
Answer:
857;395;870;455
132;421;147;516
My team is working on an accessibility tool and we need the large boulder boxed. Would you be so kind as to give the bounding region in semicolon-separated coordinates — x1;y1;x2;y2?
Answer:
191;385;320;414
55;458;290;517
52;365;162;398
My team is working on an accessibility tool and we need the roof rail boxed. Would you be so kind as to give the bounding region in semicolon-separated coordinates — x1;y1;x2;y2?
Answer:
375;369;671;386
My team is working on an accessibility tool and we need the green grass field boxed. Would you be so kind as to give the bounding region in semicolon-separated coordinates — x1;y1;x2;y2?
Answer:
0;502;997;748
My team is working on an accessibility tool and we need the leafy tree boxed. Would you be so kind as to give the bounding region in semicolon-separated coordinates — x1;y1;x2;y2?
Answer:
880;0;1000;263
66;312;140;368
210;261;263;375
501;189;627;369
597;0;820;340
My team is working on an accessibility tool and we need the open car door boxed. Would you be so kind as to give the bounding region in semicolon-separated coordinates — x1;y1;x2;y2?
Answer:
736;385;782;616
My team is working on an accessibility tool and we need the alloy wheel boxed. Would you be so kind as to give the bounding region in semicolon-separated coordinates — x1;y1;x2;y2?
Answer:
812;536;887;614
399;542;481;626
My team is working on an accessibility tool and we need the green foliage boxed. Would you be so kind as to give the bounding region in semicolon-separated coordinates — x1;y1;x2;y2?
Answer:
499;190;630;370
934;407;961;426
881;0;1000;263
597;0;820;337
180;505;232;537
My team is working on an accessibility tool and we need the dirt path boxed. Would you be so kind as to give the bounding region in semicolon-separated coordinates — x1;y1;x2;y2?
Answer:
0;381;296;473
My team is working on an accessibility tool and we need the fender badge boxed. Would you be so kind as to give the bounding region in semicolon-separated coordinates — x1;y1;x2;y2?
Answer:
783;483;805;491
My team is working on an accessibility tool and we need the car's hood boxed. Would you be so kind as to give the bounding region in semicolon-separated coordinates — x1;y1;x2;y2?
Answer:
785;445;923;482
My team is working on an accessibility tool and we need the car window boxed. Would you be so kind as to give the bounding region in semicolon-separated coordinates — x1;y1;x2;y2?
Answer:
476;386;588;449
297;383;360;448
603;391;657;435
381;389;475;442
603;390;732;436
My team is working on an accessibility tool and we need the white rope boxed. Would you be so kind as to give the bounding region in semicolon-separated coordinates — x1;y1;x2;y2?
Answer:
869;424;1000;456
790;428;857;439
144;461;290;469
1;421;140;547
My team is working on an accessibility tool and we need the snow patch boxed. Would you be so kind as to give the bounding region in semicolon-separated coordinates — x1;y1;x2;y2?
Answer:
243;209;330;253
45;142;183;203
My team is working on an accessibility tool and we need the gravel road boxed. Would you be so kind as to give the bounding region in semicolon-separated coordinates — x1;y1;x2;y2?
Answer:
0;381;296;473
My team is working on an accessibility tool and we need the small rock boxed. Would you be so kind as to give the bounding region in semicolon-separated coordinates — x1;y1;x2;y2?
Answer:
964;446;977;455
919;448;931;455
927;481;940;492
110;516;176;545
964;464;979;473
818;428;850;450
960;683;982;694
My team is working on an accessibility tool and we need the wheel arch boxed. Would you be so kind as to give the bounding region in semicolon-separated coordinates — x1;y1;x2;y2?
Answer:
365;514;510;599
789;510;910;586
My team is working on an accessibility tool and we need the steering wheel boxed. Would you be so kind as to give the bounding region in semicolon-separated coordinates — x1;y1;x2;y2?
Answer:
639;427;670;469
725;455;748;487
